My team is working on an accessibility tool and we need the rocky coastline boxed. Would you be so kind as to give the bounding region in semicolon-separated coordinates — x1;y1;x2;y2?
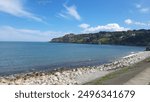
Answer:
0;51;150;85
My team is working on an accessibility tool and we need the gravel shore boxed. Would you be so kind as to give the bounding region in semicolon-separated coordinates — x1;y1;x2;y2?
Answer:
0;51;150;85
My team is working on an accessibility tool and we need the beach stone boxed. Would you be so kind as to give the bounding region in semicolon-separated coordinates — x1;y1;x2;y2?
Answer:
53;76;58;81
54;72;61;76
77;70;82;75
72;69;77;72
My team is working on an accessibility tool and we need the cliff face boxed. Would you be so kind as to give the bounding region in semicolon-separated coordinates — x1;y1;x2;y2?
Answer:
51;29;150;46
51;34;76;43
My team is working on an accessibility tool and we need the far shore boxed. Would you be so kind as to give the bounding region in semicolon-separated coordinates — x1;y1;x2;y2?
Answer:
0;51;150;85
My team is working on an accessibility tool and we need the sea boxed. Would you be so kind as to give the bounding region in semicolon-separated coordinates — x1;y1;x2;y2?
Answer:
0;42;145;75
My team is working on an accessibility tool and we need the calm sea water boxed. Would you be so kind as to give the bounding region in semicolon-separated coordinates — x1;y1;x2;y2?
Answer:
0;42;144;75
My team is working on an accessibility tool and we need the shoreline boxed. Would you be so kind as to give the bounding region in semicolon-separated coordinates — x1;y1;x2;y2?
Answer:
0;51;150;85
86;56;150;85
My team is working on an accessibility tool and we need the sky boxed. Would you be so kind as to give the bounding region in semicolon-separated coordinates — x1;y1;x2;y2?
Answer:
0;0;150;41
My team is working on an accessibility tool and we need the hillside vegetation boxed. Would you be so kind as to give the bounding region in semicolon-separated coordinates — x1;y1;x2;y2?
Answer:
51;29;150;46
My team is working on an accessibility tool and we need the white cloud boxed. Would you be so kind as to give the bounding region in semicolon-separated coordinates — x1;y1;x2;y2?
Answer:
135;3;149;13
79;23;128;33
79;23;90;29
125;19;149;26
125;19;133;25
134;22;147;26
0;26;64;41
0;0;43;22
59;4;81;21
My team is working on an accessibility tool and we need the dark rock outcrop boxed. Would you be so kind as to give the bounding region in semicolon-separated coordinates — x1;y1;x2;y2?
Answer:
146;46;150;51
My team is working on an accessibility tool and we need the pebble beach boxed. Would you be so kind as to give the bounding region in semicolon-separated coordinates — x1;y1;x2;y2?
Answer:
0;51;150;85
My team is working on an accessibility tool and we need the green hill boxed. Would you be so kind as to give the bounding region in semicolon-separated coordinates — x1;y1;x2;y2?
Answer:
51;29;150;46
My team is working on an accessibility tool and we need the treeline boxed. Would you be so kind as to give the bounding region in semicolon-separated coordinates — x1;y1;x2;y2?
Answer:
50;29;150;46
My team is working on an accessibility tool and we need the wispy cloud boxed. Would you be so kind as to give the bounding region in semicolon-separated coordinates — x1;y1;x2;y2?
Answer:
0;0;43;22
140;8;149;13
135;4;142;8
59;4;81;21
79;23;129;33
0;26;65;41
125;19;150;26
58;13;69;19
135;4;149;13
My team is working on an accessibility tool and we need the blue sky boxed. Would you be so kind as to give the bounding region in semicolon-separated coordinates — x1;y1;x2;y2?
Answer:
0;0;150;41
